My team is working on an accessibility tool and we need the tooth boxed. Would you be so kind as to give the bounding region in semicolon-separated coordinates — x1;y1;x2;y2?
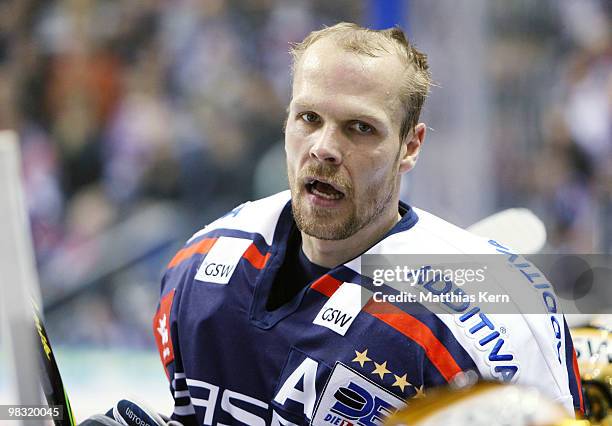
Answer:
311;187;342;200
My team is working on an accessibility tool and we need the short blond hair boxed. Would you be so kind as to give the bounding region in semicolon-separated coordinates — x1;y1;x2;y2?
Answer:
290;22;431;142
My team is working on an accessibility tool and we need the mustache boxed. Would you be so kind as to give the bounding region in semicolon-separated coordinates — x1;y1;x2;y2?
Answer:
299;163;352;194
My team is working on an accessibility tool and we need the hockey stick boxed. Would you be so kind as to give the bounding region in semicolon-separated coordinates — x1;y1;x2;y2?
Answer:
0;131;76;425
467;208;547;254
33;300;77;426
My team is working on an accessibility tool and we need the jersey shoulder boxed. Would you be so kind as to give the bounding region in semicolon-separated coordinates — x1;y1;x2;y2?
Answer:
373;206;499;255
187;190;291;246
160;191;290;293
357;207;577;413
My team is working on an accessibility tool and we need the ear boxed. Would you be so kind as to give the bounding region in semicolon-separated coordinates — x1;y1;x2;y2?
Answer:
398;123;426;173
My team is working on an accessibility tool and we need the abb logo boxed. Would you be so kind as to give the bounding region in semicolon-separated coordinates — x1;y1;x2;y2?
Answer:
154;289;175;378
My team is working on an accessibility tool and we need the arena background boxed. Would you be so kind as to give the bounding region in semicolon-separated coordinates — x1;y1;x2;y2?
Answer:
0;0;610;421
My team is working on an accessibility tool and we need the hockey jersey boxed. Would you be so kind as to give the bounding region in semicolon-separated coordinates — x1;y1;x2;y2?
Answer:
153;191;583;425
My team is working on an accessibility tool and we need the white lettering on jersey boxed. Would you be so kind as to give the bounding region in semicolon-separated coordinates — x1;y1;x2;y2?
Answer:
187;379;220;425
219;389;267;426
184;376;301;425
271;410;300;426
195;237;253;284
273;357;319;419
313;283;366;336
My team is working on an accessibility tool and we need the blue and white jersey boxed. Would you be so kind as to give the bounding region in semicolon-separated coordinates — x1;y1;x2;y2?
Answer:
153;191;583;425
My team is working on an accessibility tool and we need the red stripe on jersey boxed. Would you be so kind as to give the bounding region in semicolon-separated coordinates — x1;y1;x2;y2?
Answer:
153;289;175;380
243;243;270;270
363;300;462;382
571;347;584;414
167;238;218;269
311;275;343;297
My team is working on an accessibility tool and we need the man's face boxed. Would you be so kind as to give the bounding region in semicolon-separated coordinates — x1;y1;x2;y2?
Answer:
285;38;418;240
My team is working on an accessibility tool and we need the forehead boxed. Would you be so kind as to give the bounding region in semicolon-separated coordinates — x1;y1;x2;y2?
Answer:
292;39;405;124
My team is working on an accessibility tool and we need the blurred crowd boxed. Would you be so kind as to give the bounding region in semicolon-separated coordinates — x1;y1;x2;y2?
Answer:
0;0;357;266
487;0;612;252
0;0;358;347
0;0;609;347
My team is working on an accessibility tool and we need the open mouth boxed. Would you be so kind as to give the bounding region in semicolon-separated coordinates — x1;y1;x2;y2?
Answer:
304;178;346;200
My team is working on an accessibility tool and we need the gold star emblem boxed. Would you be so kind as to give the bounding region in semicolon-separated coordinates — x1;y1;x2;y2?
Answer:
413;384;426;399
371;361;391;380
352;349;371;368
392;374;411;392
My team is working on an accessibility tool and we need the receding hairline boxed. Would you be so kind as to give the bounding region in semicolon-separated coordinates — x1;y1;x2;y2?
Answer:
290;44;408;132
292;37;408;81
289;22;432;141
290;23;412;76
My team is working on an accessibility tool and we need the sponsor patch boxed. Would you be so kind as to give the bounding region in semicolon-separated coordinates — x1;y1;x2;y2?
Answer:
194;237;253;284
311;362;405;426
313;283;365;336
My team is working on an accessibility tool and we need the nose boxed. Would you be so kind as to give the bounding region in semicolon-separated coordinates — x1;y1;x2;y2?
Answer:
309;125;342;165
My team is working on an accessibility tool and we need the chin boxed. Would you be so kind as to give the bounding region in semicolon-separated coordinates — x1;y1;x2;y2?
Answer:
294;211;361;241
299;225;353;241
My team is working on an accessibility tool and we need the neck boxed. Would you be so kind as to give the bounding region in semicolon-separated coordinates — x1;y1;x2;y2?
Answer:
301;206;402;269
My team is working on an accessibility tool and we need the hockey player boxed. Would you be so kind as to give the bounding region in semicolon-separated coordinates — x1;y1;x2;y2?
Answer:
153;23;584;425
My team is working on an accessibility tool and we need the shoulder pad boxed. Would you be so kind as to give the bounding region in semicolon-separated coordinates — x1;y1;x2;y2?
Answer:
187;190;291;246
